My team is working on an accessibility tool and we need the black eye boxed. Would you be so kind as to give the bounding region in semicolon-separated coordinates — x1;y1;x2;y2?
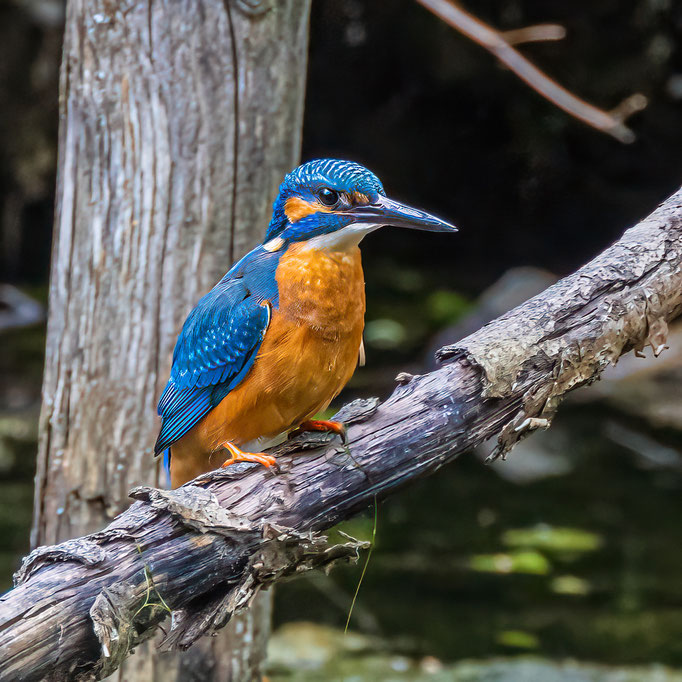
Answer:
318;187;339;206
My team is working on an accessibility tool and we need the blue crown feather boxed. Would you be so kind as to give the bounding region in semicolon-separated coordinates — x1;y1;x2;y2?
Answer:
265;158;385;241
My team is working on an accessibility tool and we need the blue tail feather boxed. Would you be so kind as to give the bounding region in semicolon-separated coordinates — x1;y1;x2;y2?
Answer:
162;448;171;487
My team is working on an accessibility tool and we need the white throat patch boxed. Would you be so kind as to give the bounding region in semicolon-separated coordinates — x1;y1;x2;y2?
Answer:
303;222;380;251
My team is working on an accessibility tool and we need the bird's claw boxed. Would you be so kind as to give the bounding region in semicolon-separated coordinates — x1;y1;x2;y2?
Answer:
291;419;347;444
219;442;277;469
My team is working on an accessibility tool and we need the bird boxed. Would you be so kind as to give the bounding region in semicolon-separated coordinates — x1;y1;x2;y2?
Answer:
155;159;457;488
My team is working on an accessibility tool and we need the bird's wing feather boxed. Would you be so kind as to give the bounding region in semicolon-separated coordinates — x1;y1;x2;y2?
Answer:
154;278;270;454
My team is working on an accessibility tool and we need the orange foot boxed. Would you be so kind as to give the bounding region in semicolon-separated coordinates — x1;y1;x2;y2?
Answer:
291;420;347;444
220;442;277;469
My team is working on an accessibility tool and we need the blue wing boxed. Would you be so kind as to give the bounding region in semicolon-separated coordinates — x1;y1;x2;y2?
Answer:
154;275;271;455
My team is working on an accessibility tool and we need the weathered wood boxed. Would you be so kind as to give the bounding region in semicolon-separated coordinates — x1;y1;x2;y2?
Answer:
32;0;310;679
2;188;680;681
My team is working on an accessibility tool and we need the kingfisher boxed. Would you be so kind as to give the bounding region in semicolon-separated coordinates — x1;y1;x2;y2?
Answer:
156;159;457;488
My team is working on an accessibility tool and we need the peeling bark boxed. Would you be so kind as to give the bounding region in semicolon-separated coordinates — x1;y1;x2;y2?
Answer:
2;189;681;680
439;191;682;457
31;0;311;679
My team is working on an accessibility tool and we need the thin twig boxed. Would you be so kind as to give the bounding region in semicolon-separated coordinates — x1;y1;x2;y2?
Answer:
344;495;377;633
417;0;647;143
501;24;566;46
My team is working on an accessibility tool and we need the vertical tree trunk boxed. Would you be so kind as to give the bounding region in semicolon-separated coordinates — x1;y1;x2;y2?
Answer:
32;0;310;679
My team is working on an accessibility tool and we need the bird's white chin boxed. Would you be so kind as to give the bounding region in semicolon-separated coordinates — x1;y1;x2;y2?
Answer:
303;222;380;252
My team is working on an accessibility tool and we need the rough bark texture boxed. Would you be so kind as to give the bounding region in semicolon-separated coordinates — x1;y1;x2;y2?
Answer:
31;0;310;680
3;189;680;681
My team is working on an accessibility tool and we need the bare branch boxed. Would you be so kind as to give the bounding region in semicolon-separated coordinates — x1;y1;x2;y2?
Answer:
500;24;566;46
1;187;681;681
417;0;647;143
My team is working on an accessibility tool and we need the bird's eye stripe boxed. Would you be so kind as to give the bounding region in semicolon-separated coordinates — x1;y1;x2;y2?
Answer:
284;196;333;222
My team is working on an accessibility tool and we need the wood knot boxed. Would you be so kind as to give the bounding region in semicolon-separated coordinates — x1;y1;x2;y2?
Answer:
233;0;273;16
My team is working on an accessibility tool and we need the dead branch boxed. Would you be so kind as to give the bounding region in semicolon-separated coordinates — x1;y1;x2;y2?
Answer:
500;24;566;46
417;0;647;143
1;187;681;681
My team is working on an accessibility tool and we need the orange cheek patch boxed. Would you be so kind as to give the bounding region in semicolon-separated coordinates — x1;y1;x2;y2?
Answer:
284;196;332;223
352;191;370;205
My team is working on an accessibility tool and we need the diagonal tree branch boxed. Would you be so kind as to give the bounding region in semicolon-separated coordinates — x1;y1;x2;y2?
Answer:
500;24;566;46
417;0;647;143
1;187;681;681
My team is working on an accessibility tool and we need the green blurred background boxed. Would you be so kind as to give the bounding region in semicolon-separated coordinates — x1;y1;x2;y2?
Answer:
2;1;682;680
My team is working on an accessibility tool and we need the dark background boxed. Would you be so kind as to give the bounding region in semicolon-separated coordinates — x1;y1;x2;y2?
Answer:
2;0;682;677
4;1;682;291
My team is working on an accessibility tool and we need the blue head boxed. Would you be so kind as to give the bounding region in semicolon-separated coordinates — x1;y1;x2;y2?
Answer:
264;159;456;250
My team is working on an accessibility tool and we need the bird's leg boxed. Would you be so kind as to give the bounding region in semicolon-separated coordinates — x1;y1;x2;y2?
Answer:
291;419;347;444
219;441;277;469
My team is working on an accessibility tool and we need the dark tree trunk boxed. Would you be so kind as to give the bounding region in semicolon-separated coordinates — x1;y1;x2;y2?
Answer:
32;0;311;679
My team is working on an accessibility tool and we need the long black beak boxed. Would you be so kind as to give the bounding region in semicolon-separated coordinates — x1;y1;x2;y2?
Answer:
347;196;457;233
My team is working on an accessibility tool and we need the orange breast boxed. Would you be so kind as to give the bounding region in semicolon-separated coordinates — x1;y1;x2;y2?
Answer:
170;242;365;483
